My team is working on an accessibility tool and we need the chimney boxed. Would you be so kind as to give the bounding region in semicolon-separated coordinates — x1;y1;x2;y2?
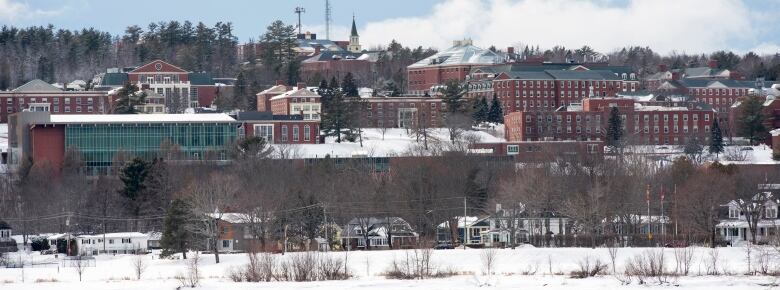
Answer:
275;80;285;86
314;45;321;55
297;82;306;90
507;46;515;55
708;59;718;69
658;64;667;72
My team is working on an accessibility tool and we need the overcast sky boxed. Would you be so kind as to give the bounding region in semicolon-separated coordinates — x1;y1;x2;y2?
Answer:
1;0;778;55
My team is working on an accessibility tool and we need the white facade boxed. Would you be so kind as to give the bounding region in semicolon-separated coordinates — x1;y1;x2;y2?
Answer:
717;195;780;244
76;232;149;255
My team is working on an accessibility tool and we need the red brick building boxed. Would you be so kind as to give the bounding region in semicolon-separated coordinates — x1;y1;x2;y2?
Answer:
656;79;759;115
0;79;110;122
265;83;321;121
504;97;716;145
360;96;448;128
407;39;507;95
92;60;225;109
470;140;603;161
236;111;320;144
729;96;780;145
300;51;376;87
256;81;290;112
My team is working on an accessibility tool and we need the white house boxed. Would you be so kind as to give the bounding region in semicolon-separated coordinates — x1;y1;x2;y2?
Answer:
717;192;780;245
76;232;149;255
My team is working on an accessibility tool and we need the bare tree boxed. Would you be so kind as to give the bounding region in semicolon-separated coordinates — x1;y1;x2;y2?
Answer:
480;248;499;276
186;172;240;264
132;254;148;280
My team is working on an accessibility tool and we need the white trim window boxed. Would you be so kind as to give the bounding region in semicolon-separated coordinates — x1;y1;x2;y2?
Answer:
767;207;778;219
729;208;740;219
254;124;274;144
507;145;520;155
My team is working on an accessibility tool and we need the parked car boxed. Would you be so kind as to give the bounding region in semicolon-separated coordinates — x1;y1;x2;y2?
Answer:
663;240;688;248
741;147;754;151
434;242;454;250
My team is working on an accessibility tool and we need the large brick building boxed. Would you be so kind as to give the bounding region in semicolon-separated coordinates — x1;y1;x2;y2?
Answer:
407;39;507;95
260;83;322;121
360;96;448;128
504;97;716;145
0;79;110;122
92;60;227;110
300;51;377;87
235;111;320;144
655;78;768;115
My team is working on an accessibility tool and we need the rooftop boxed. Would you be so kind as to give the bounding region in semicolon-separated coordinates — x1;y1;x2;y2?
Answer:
12;79;63;93
46;113;237;124
409;43;505;68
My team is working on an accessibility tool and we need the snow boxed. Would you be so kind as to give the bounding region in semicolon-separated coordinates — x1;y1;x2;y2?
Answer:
625;144;779;165
48;114;237;123
0;246;774;289
272;128;505;158
76;232;148;239
0;123;7;153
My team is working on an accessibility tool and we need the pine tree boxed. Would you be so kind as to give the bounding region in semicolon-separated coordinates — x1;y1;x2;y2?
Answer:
737;94;767;145
442;80;465;113
341;72;359;97
487;95;504;124
606;106;623;149
231;70;248;111
160;199;193;259
118;157;151;230
113;82;147;114
472;97;489;124
709;118;724;157
321;83;358;143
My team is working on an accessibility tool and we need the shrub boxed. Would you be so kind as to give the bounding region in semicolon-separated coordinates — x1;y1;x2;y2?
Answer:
570;255;607;278
624;249;673;284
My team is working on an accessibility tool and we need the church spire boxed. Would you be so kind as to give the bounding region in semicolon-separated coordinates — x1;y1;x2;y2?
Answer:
350;14;359;37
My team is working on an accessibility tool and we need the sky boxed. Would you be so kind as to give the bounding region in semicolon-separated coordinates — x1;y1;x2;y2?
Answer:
1;0;779;55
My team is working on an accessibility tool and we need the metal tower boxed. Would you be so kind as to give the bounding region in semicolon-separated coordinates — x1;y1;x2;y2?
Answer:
325;0;332;40
294;6;306;35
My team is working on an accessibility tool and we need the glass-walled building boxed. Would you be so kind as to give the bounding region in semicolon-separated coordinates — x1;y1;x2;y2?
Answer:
10;112;240;174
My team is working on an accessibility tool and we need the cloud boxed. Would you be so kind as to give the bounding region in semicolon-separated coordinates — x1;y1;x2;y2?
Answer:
358;0;765;54
0;0;66;23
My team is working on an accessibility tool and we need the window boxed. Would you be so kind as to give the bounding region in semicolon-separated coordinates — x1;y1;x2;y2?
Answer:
293;126;299;142
304;125;311;141
729;208;740;219
281;125;288;142
109;239;114;244
222;240;231;248
64;98;71;105
767;207;777;219
507;145;520;155
254;124;273;143
122;238;131;243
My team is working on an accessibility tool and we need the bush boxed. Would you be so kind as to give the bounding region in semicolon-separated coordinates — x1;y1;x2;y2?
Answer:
623;249;673;284
232;251;349;282
384;248;436;280
570;255;607;278
30;238;49;252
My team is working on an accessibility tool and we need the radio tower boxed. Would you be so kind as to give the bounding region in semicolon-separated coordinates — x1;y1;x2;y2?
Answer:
325;0;332;40
294;6;306;35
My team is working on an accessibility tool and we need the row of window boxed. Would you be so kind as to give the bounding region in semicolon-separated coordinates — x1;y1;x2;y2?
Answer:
729;207;778;219
690;88;748;97
255;124;313;143
81;238;133;244
5;97;96;105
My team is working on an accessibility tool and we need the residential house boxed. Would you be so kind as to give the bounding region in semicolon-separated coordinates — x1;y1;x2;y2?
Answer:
717;192;780;245
485;203;571;247
0;221;14;253
342;217;418;250
75;232;149;255
435;216;491;247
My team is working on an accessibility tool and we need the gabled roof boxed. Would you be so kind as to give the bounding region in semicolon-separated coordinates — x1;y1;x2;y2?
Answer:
257;84;289;95
350;16;359;37
129;60;187;73
269;87;320;100
12;79;63;93
303;51;367;62
409;44;505;68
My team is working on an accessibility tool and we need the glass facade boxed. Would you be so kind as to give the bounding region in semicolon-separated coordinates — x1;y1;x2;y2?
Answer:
65;122;239;173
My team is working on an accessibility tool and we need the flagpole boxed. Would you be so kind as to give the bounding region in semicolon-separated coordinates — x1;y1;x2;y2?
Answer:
674;184;678;236
646;184;651;246
660;186;665;247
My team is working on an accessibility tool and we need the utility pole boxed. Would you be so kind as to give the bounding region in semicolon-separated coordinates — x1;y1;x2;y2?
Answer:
294;6;306;35
323;203;328;252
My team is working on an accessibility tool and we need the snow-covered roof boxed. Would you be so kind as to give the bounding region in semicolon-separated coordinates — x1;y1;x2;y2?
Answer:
47;113;237;124
409;43;505;68
269;87;320;101
717;219;780;228
436;216;487;228
771;128;780;136
207;212;265;224
77;232;149;239
634;104;690;111
12;79;63;93
257;84;289;95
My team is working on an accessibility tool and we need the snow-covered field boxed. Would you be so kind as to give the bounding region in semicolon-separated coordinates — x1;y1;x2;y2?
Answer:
0;246;777;289
272;127;505;158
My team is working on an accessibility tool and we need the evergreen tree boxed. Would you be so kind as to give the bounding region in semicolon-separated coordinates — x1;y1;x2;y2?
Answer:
259;21;298;81
118;158;151;229
160;199;193;259
383;81;401;97
112;82;147;114
487;95;504;124
231;70;248;110
341;72;359;97
441;80;465;113
321;83;352;143
606;106;623;149
737;94;767;145
472;97;489;124
709;118;724;157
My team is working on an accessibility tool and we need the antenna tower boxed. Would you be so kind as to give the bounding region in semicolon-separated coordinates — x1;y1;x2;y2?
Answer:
325;0;332;39
294;6;306;35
